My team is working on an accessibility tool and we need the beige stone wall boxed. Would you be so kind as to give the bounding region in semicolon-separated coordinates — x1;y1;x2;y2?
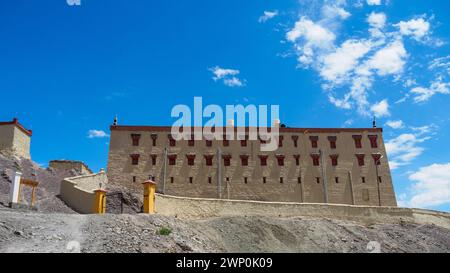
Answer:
107;127;397;207
154;194;450;229
59;171;107;214
49;161;93;175
0;124;31;159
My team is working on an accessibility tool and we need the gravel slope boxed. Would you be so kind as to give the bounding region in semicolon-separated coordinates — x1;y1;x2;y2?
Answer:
1;207;449;253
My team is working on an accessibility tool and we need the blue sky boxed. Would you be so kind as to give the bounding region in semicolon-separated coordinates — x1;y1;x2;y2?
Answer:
0;0;449;211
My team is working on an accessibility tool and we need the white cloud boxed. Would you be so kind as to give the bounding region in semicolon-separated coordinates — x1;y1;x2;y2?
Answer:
411;79;450;103
386;120;405;129
87;130;109;139
428;55;450;75
367;0;382;6
209;66;245;87
286;16;335;65
223;77;244;87
321;5;351;20
320;39;372;83
395;17;431;41
370;99;390;117
405;163;450;208
364;40;407;76
258;10;278;23
385;133;429;169
368;12;386;29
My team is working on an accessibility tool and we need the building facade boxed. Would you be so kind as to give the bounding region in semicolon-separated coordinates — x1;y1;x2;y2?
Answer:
0;118;32;159
107;123;397;207
49;160;93;175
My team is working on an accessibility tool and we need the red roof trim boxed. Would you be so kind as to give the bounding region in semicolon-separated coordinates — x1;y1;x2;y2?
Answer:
110;125;383;134
0;119;32;136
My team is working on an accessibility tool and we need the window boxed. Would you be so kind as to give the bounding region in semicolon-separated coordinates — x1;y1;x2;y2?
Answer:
309;136;319;148
223;155;231;166
292;135;299;147
208;177;212;184
356;154;365;166
170;177;174;183
168;154;177;165
204;155;214;166
352;135;362;149
150;154;157;165
276;155;285;166
132;176;136;183
335;177;339;184
368;135;378;148
372;154;382;165
328;136;337;149
258;155;268;166
263;177;267;184
131;134;141;146
293;155;300;166
330;155;339;166
361;177;366;184
239;134;248;147
311;154;320;166
278;135;284;147
240;155;249;166
316;177;320;184
189;177;193;184
280;177;284;184
168;134;176;147
150;134;157;146
223;134;229;147
148;175;155;181
130;154;140;165
244;177;248;184
378;176;382;183
206;139;212;147
298;177;302;184
186;154;196;166
188;134;195;146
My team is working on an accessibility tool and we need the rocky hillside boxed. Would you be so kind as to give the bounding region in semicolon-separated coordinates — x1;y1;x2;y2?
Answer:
1;207;449;253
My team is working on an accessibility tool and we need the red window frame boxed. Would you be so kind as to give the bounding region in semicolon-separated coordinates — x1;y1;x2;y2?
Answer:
186;154;196;166
278;135;284;147
240;155;249;166
292;135;299;147
222;155;232;166
356;154;365;166
293;154;300;166
368;135;378;148
352;135;362;149
372;154;382;165
311;154;320;166
330;154;339;166
150;134;157;146
168;154;177;165
130;154;140;165
131;134;141;146
204;155;214;166
328;136;337;149
168;134;176;147
188;134;195;147
150;154;157;165
223;134;229;147
258;155;268;166
309;136;319;148
276;155;285;166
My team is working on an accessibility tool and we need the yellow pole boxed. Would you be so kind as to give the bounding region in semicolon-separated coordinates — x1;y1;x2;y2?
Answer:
93;189;107;214
142;180;157;214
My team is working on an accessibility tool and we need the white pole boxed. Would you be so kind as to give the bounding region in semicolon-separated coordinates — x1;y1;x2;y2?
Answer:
10;171;22;205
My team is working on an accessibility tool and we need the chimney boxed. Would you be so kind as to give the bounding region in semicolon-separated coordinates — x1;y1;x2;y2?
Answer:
372;117;377;128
